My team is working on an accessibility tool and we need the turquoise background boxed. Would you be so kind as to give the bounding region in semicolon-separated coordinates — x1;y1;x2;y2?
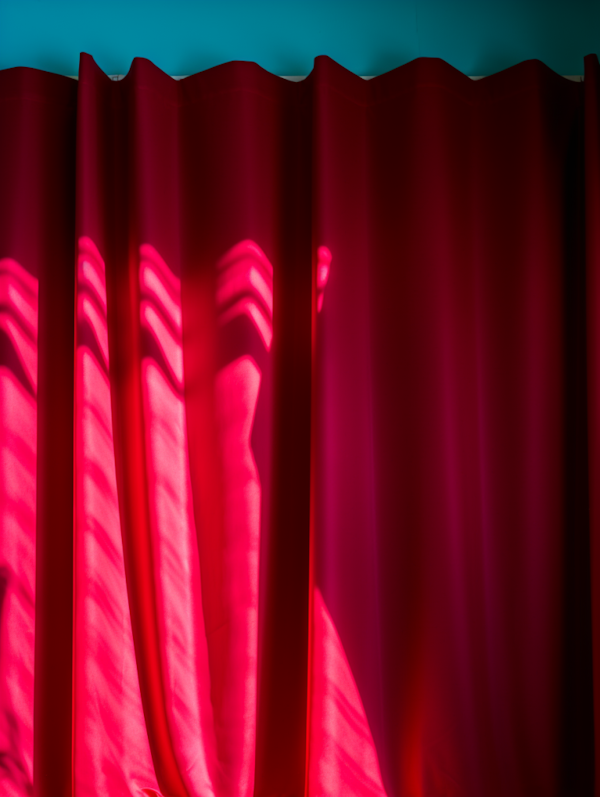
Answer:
1;0;599;78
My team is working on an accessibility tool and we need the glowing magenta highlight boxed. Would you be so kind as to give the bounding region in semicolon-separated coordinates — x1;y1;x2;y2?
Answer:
219;298;273;351
74;237;160;797
0;258;38;797
316;246;331;314
216;240;274;350
139;243;216;797
74;236;279;796
309;588;387;797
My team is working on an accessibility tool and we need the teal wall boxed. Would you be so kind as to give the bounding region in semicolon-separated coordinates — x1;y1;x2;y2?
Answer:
1;0;598;78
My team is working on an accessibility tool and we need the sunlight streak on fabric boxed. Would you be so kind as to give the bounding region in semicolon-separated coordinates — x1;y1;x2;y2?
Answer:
309;588;387;797
216;240;273;351
74;236;160;797
0;258;38;797
316;246;331;314
139;243;216;797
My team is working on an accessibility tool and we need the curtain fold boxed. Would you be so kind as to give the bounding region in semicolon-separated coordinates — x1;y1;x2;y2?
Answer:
0;52;599;797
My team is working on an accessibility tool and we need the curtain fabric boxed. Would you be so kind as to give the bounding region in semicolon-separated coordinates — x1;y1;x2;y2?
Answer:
0;52;599;797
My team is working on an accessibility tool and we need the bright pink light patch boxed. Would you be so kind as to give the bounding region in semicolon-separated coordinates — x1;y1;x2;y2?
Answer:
0;258;38;797
209;239;273;796
0;259;38;390
74;237;160;797
212;355;262;797
317;246;331;288
219;298;273;351
141;302;184;386
75;237;274;797
140;244;182;329
309;588;387;797
139;244;216;797
316;246;331;313
216;261;273;316
216;240;274;350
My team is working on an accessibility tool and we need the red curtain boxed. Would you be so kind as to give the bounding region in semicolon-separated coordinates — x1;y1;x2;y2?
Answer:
0;51;599;797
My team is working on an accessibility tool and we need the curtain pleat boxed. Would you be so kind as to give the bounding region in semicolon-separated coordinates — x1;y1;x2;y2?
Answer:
0;52;599;797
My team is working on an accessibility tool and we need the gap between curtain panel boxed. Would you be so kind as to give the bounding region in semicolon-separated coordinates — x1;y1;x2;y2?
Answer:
0;52;599;797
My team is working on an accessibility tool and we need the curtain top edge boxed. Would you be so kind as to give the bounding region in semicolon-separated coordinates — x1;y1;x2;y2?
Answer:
0;53;595;109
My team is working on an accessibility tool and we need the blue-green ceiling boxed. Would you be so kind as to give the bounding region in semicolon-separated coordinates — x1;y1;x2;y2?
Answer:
1;0;598;78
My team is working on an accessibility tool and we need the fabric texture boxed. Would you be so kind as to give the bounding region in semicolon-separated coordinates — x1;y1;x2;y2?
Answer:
0;51;599;797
